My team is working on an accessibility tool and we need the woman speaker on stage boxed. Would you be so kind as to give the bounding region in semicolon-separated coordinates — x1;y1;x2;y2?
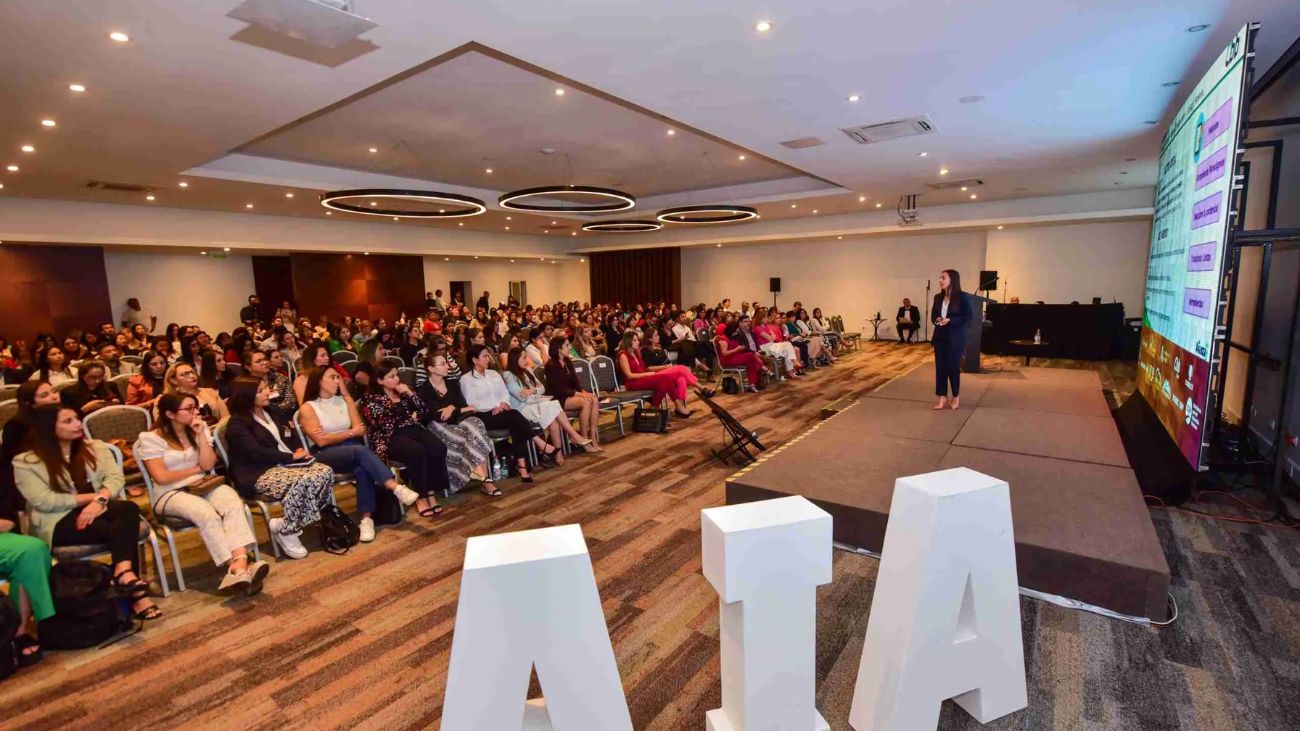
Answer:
932;269;970;410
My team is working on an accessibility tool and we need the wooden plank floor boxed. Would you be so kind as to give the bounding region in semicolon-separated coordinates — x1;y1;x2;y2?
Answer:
5;344;1299;730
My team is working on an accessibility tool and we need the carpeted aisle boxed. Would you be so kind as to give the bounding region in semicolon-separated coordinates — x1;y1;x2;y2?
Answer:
2;343;1298;730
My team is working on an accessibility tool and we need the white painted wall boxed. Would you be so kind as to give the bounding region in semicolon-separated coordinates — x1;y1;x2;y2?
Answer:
422;257;590;308
104;251;256;335
681;232;987;337
984;220;1152;315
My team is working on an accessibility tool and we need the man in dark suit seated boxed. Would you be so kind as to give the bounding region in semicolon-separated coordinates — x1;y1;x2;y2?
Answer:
896;298;921;342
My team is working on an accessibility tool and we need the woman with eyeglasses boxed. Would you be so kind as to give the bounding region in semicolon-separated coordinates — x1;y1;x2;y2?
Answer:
15;405;162;620
162;362;228;425
136;392;269;594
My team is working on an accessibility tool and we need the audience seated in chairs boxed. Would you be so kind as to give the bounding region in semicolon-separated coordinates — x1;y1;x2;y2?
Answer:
223;377;336;559
137;393;269;594
460;344;553;484
359;364;454;516
503;348;595;460
96;341;137;377
753;312;804;377
163;362;228;425
544;336;604;450
14;405;161;620
0;466;52;669
292;342;350;405
60;360;123;416
416;353;499;496
198;350;237;400
125;351;169;408
669;312;716;373
30;346;75;387
299;367;418;540
617;331;698;418
717;316;772;391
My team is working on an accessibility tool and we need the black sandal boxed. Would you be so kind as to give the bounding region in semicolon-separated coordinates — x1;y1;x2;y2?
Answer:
14;635;43;668
132;603;163;621
416;498;444;518
480;482;503;497
113;571;152;601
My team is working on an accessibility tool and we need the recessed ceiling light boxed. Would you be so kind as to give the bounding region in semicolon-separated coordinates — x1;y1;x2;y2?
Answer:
40;119;56;128
997;225;1004;230
958;95;985;104
716;243;722;248
847;94;861;103
178;181;188;187
858;195;866;202
245;203;254;209
392;217;399;221
444;257;450;261
458;222;463;226
0;183;4;189
474;256;479;259
738;155;746;160
1186;24;1209;33
510;259;515;263
875;203;882;208
755;20;772;32
505;226;510;230
6;165;17;172
813;209;819;214
109;31;130;43
20;145;34;153
369;201;377;206
363;252;369;256
325;211;332;215
960;186;968;191
970;194;978;199
223;247;231;252
667;129;676;136
485;168;493;174
200;251;207;255
285;192;294;198
551;220;557;225
917;151;928;157
146;195;155;201
368;147;378;153
506;216;512;220
938;168;949;175
540;257;546;261
837;236;843;240
69;83;86;93
554;88;566;96
790;204;797;208
571;232;577;236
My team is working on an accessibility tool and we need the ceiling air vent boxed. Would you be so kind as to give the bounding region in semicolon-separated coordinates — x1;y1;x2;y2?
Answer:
779;136;826;150
841;115;937;145
86;180;154;193
925;177;983;191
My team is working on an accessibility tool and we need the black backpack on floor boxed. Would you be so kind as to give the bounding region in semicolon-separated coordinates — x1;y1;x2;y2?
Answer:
0;594;20;681
318;504;360;554
38;560;129;650
371;487;405;527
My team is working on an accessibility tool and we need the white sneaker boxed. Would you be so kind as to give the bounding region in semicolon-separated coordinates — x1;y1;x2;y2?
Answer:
358;517;376;543
391;484;419;507
268;517;308;559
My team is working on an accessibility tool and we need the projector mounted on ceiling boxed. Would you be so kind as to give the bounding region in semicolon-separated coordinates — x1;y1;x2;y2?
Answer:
228;0;377;49
841;115;937;145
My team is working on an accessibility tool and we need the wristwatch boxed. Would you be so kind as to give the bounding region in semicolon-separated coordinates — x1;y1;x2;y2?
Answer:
95;493;110;506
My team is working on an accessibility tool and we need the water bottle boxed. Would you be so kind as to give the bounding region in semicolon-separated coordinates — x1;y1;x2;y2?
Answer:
490;454;503;481
1033;329;1041;345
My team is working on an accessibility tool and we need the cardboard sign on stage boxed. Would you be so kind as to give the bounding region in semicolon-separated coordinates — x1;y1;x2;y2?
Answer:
440;472;1026;730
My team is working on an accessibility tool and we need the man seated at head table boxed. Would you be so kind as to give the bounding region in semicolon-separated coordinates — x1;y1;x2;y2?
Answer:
896;298;921;342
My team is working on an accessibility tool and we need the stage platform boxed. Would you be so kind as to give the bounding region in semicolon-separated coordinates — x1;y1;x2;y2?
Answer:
726;365;1171;621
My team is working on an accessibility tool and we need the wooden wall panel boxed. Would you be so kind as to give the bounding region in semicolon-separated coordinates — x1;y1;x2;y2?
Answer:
0;244;112;344
251;256;294;324
289;253;425;324
588;247;681;306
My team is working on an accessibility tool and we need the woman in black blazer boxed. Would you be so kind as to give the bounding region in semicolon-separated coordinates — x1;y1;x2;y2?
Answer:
931;269;971;410
224;376;335;559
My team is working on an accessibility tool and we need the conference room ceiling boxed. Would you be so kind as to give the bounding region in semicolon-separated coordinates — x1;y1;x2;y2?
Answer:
0;0;1296;242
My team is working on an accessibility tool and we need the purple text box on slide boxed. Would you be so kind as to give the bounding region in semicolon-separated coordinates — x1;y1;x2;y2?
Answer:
1195;146;1229;190
1191;192;1222;230
1188;242;1217;272
1184;288;1212;319
1201;97;1233;149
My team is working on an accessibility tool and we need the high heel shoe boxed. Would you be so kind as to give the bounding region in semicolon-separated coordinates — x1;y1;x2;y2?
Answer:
571;436;593;446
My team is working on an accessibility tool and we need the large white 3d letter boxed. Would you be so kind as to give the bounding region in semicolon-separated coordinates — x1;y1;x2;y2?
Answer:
702;495;833;731
849;467;1027;730
442;524;632;731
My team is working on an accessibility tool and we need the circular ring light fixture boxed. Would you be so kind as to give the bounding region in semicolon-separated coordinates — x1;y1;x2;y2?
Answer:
581;219;663;233
656;204;758;224
499;185;635;213
320;189;487;218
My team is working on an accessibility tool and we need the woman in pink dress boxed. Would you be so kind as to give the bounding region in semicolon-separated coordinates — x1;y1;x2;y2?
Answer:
616;331;697;418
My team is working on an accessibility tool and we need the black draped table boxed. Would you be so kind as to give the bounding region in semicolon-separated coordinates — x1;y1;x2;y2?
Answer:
982;303;1126;361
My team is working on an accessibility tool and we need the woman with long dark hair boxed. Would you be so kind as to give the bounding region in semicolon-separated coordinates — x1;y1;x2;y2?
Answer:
292;342;349;404
29;346;75;387
417;353;498;495
137;392;269;594
459;344;551;485
126;351;169;407
15;405;162;619
617;332;698;416
359;363;450;516
545;336;603;449
931;268;971;410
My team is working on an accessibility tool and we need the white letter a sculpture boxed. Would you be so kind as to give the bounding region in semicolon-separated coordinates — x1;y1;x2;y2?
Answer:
441;524;633;731
849;467;1027;730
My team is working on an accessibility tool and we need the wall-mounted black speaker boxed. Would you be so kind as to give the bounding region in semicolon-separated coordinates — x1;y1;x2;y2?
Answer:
770;277;782;293
978;270;998;291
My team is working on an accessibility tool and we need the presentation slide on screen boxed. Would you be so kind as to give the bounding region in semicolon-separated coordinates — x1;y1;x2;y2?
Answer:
1138;25;1249;470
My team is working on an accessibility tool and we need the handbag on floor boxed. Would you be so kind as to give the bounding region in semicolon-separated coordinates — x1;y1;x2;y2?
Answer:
372;487;405;527
631;406;670;433
38;561;130;650
318;505;360;554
